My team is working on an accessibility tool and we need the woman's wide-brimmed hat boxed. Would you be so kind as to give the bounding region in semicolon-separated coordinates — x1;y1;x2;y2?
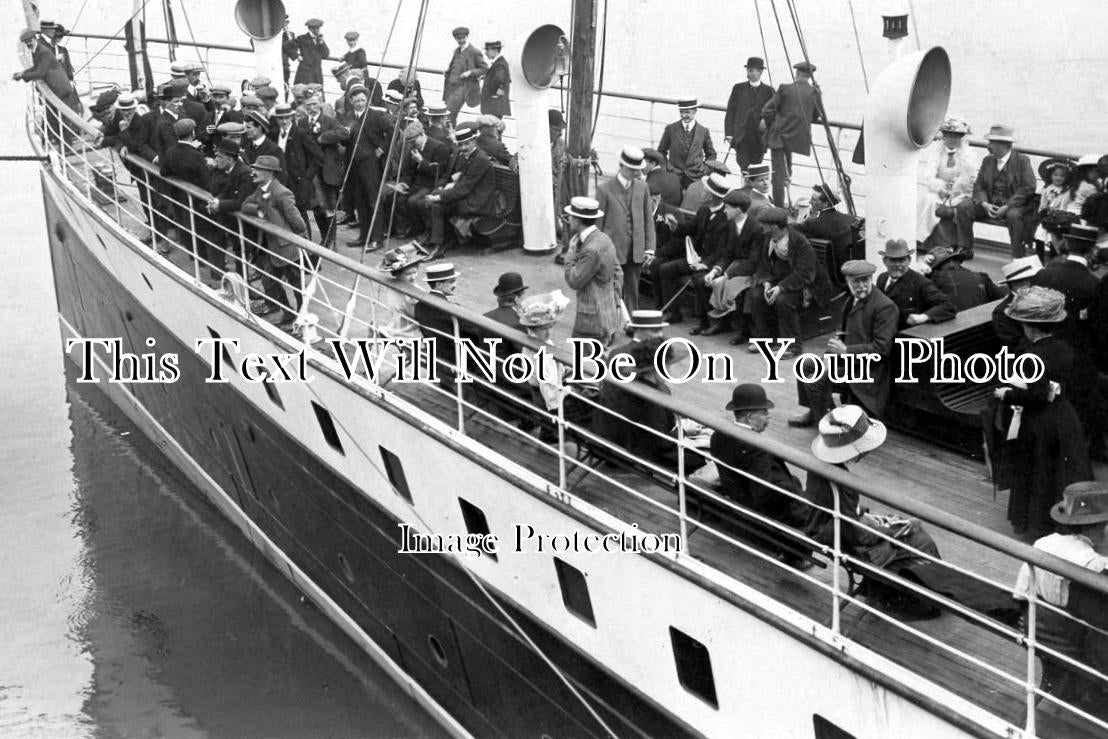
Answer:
811;405;887;464
1037;157;1074;183
380;243;427;275
518;290;570;327
1075;153;1101;173
1004;285;1067;324
1051;481;1108;525
939;116;971;136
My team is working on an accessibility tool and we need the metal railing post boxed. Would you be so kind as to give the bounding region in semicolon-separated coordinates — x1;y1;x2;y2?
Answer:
1025;568;1039;736
452;317;465;433
676;421;688;557
110;158;123;224
830;481;843;635
189;194;201;282
557;392;567;491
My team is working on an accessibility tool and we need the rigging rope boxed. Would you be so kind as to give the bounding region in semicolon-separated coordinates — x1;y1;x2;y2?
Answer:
70;0;156;78
68;0;91;35
845;0;869;92
589;0;608;140
175;0;214;87
753;0;774;87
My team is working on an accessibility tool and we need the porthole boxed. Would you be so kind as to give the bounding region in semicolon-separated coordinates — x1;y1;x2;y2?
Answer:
427;635;448;668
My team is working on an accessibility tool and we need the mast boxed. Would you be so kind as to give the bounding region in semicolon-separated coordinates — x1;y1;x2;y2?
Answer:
124;0;149;95
565;0;597;200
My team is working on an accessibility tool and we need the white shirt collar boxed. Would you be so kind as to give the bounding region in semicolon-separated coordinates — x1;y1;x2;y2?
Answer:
252;134;266;145
616;171;631;189
1067;254;1089;267
580;224;597;240
996;151;1011;170
749;80;761;88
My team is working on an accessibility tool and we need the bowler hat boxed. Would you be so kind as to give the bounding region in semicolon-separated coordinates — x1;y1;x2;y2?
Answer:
1051;481;1108;525
251;155;282;172
628;309;668;329
1004;285;1067;324
985;124;1015;143
425;262;457;283
452;26;469;38
705;172;732;199
492;272;528;296
812;183;839;207
216;139;241;156
548;108;566;128
793;61;817;74
878;238;913;259
159;80;188;100
841;259;876;277
564;196;604;220
745;56;765;70
484;40;502;49
811;405;886;464
619;145;646;170
999;256;1043;284
676;97;698;110
726;383;774;412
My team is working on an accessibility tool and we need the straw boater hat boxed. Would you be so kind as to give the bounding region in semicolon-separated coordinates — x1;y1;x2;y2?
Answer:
249;76;272;88
878;238;913;259
425;263;457;283
1051;481;1108;525
383;89;404;106
454;123;479;144
811;405;887;464
620;146;646;170
1004;286;1066;324
745;163;771;179
518;291;570;328
492;272;528;297
272;104;296;118
1066;224;1100;244
676;97;699;110
1037;157;1074;183
705;172;732;199
998;255;1043;285
985;124;1015;143
628;309;668;329
115;93;137;110
564;196;604;220
216;121;246;137
725;383;774;413
380;243;427;276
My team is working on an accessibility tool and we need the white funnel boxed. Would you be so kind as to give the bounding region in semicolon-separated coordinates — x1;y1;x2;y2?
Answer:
507;25;568;254
863;47;950;264
234;0;287;95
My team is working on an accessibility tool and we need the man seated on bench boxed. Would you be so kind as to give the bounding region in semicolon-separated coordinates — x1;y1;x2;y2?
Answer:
424;122;497;258
875;238;955;329
952;123;1036;259
797;183;856;278
710;383;812;570
592;341;707;474
926;246;1006;311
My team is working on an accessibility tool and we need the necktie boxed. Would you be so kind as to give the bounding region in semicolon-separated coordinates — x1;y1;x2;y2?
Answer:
946;151;956;168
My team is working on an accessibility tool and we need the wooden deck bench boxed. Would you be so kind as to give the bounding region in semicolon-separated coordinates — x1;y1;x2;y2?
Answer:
471;164;522;251
884;299;1004;458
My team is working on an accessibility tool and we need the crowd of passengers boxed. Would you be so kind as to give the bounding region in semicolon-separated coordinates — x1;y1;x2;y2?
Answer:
17;19;1108;716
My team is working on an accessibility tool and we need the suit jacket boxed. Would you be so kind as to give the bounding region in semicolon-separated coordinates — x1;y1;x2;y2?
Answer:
762;81;822;156
752;226;817;293
402;136;452;190
1032;258;1100;362
594;374;676;462
342;47;367;69
992;294;1026;353
209;160;256;214
839;288;899;416
797;207;856;272
475;133;513;166
272;125;322;205
20;40;80;110
673;204;733;266
199;108;243;154
876;269;956;329
439;147;497;216
646;167;682;208
387;78;424;110
657;121;716;181
737;186;773;220
443;43;488;106
930;264;1005;312
147;111;180;159
45;40;74;81
719;214;765;275
973;151;1036;209
299;113;347;186
293;33;329;85
159;141;210;191
565;227;623;339
595;176;655;265
480;56;511;117
345;108;391;163
241;180;307;261
710;430;806;525
101;110;156;165
483;305;524;332
243;136;287;185
724;82;774;148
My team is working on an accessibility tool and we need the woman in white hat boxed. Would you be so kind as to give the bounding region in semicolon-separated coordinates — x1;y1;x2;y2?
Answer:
993;286;1092;537
377;244;427;339
916;115;978;248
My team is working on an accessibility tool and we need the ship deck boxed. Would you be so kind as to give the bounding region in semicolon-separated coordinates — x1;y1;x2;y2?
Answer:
60;142;1108;737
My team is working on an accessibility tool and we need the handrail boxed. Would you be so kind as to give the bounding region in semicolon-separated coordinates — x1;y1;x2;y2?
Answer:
34;75;1108;599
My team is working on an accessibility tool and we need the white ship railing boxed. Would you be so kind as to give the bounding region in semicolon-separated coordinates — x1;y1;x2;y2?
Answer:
27;77;1108;739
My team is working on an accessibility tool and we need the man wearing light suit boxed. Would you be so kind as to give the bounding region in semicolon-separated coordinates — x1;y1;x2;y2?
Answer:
595;146;656;312
953;123;1036;259
657;97;717;190
762;61;823;208
241;155;308;328
724;56;775;171
564;197;624;346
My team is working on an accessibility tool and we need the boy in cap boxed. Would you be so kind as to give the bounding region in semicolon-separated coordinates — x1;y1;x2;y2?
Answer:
342;30;366;69
762;60;823;208
657;97;717;190
747;206;818;355
725;56;774;170
443;27;488;124
480;40;510;118
396;120;452;242
292;18;329;86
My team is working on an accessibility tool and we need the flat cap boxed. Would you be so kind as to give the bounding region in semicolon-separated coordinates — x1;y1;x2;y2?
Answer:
344;31;360;41
841;259;876;277
642;147;666;165
290;83;309;96
240;94;264;107
255;86;279;100
272;103;295;117
305;18;323;28
249;76;271;87
216;121;246;135
452;26;469;37
793;61;817;74
19;28;38;42
183;61;204;73
209;84;232;95
758;207;788;226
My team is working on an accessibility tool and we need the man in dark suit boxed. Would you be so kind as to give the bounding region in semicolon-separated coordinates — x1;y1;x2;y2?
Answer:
159;118;212;268
643;148;682;209
762;61;823;208
474;116;513;166
1032;225;1107;459
874;238;955;329
271;104;325;246
342;85;392;249
790;260;899;426
199;85;242;155
480;40;510;118
737;162;774;220
655;174;734;327
242;111;285;171
280;16;297;87
425;123;497;257
292;19;329;86
397;121;452;242
657;98;717;190
724;57;774;171
595;146;655;312
415;263;463;386
443;27;488;124
697;190;763;341
39;22;74;82
927;246;1006;311
204;139;256;276
796;183;856;280
711;383;811;569
748;207;818;356
953;124;1036;258
298;93;347;238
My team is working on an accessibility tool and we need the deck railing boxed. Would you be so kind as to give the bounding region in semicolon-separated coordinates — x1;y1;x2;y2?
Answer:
28;71;1108;738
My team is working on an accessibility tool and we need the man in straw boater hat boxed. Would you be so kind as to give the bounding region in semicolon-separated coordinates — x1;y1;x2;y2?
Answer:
1032;223;1108;461
424;122;498;257
1012;480;1108;718
724;56;774;171
480;39;510;118
272;103;328;247
789;259;898;427
414;262;463;385
563;196;624;346
708;383;812;570
953;123;1036;259
241;154;308;329
737;162;774;220
609;309;668;358
762;60;822;208
595;145;655;312
657;96;717;190
874;238;955;330
991;255;1043;351
992;286;1092;536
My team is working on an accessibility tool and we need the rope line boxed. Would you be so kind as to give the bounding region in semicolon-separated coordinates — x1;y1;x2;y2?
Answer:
753;0;774;87
70;0;155;78
846;0;869;92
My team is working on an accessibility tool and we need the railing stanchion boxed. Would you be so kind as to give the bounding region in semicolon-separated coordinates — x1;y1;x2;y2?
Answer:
676;420;688;558
453;317;465;433
109;155;123;224
557;394;567;491
831;481;843;635
189;195;201;282
1025;568;1039;736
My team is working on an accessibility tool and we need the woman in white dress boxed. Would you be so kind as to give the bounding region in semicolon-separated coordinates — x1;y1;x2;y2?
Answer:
916;116;979;248
378;244;427;339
